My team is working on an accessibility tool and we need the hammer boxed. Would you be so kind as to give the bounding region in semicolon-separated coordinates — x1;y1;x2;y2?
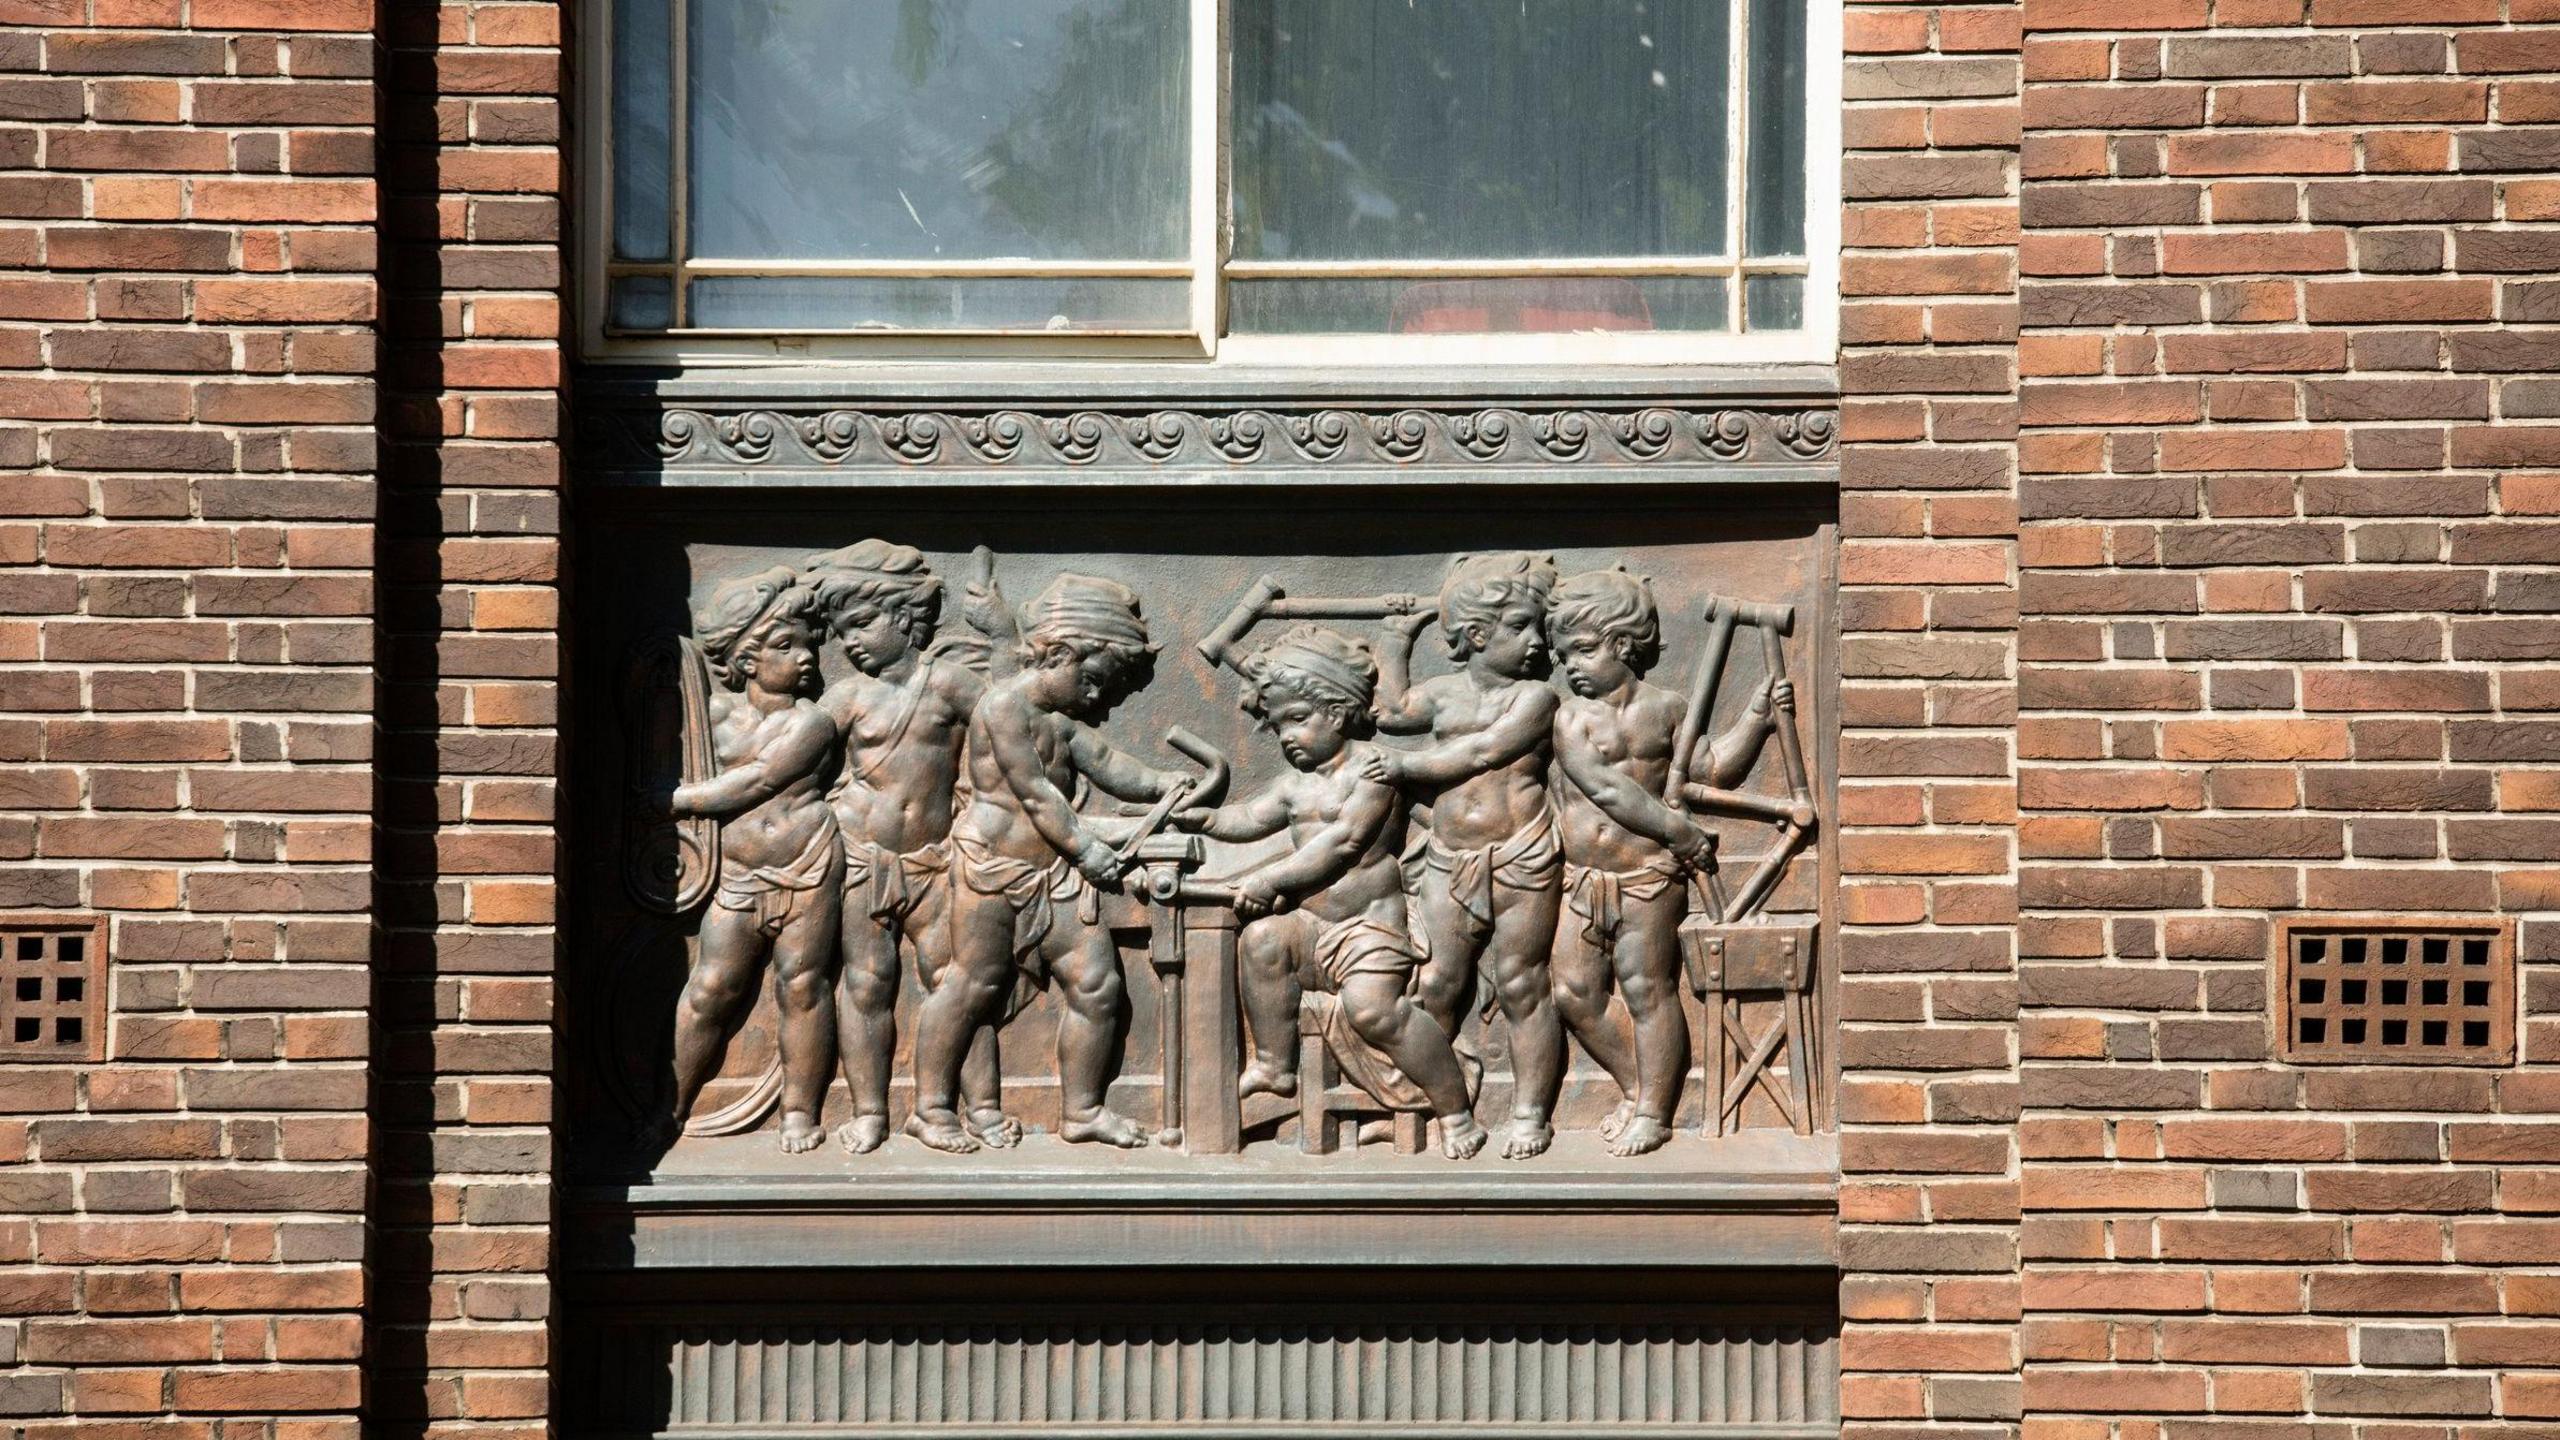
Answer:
1111;727;1231;871
1197;576;1432;672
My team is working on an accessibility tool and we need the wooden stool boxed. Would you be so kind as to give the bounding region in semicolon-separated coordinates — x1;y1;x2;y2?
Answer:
1682;922;1817;1137
1296;995;1429;1155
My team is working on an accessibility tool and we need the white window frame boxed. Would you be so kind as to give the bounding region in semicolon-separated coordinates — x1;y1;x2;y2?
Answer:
577;0;1842;370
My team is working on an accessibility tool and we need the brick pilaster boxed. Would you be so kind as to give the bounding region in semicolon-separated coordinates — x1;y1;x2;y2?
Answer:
1838;4;2026;1439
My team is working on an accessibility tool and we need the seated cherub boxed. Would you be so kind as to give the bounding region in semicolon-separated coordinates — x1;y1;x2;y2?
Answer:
1179;625;1488;1160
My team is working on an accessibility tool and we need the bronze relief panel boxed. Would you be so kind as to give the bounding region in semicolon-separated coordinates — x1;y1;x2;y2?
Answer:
574;482;1833;1195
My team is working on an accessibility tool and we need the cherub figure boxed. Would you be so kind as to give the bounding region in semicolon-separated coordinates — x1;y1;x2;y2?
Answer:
1374;551;1567;1159
666;568;845;1154
1179;626;1490;1160
1546;569;1778;1157
908;574;1190;1152
802;540;1014;1156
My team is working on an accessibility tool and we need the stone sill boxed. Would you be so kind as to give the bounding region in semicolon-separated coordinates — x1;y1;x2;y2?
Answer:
576;361;1842;408
568;1128;1838;1272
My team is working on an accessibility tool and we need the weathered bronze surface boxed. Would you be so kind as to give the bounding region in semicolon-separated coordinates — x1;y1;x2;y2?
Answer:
573;487;1832;1177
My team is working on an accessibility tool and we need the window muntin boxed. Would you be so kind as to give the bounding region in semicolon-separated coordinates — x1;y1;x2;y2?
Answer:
592;0;1838;362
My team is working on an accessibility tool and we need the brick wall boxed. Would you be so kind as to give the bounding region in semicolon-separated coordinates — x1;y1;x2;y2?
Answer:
10;0;2560;1433
373;1;563;1436
1837;3;2025;1438
2015;0;2560;1433
0;0;381;1430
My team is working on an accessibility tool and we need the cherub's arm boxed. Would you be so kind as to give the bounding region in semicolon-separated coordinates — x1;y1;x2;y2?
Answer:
1370;611;1437;735
1558;716;1714;864
673;707;836;820
1373;683;1558;788
1246;775;1392;902
1176;779;1289;843
982;692;1108;865
1696;680;1786;788
1069;727;1185;803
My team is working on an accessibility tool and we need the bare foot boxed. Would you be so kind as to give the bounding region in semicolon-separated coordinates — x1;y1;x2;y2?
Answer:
1238;1059;1299;1101
1501;1118;1554;1160
904;1109;979;1154
1611;1115;1672;1157
836;1114;888;1155
965;1108;1024;1149
1059;1109;1150;1148
1440;1112;1489;1160
778;1111;825;1154
1598;1099;1636;1143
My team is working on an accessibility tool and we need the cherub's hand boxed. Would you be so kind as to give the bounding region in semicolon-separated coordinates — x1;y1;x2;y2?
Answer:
1387;608;1436;638
1673;820;1717;872
1768;677;1795;712
1233;875;1280;920
662;785;700;820
1074;835;1124;888
1353;747;1397;787
1381;592;1425;616
961;579;1012;638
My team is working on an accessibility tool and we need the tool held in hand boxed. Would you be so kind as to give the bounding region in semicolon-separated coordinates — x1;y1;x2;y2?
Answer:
1197;574;1429;672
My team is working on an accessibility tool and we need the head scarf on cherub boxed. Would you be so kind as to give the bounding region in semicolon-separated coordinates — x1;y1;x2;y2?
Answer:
694;565;821;690
1241;624;1380;735
1018;572;1157;657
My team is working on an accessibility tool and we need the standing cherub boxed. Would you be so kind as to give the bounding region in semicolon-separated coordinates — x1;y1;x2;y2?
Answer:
1179;626;1489;1160
801;540;1014;1155
1545;569;1778;1156
665;568;845;1154
908;573;1191;1152
1373;551;1567;1159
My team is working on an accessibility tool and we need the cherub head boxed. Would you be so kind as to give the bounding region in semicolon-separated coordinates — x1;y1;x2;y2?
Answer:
1438;551;1557;678
1016;573;1158;719
1240;624;1378;771
804;538;942;677
696;566;827;698
1547;567;1661;697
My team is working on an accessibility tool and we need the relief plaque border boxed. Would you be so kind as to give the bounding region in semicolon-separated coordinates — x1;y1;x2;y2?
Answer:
587;403;1838;482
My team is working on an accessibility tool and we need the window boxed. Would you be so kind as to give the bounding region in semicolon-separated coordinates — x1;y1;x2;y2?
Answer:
587;0;1840;364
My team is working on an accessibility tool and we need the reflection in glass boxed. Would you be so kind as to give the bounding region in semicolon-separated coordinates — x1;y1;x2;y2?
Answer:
1746;0;1808;258
607;275;674;331
612;0;671;262
1230;276;1730;335
1744;274;1802;331
688;0;1188;262
1232;1;1729;262
687;276;1192;333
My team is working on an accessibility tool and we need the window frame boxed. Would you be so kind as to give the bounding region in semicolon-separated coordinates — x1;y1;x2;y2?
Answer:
576;0;1842;370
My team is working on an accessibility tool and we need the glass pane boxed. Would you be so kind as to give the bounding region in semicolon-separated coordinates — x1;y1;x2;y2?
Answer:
687;276;1191;332
608;274;674;331
1232;0;1729;262
1230;276;1729;335
1745;0;1808;258
689;0;1188;262
1744;274;1802;331
612;0;671;262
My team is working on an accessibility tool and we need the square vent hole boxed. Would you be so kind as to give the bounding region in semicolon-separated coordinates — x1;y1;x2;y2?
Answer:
2280;918;2513;1067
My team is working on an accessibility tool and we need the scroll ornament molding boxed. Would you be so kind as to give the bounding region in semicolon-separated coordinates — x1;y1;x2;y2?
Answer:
612;405;1839;472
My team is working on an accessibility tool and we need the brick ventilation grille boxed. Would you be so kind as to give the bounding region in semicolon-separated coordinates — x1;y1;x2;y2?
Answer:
1;925;102;1061
2280;923;2513;1066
